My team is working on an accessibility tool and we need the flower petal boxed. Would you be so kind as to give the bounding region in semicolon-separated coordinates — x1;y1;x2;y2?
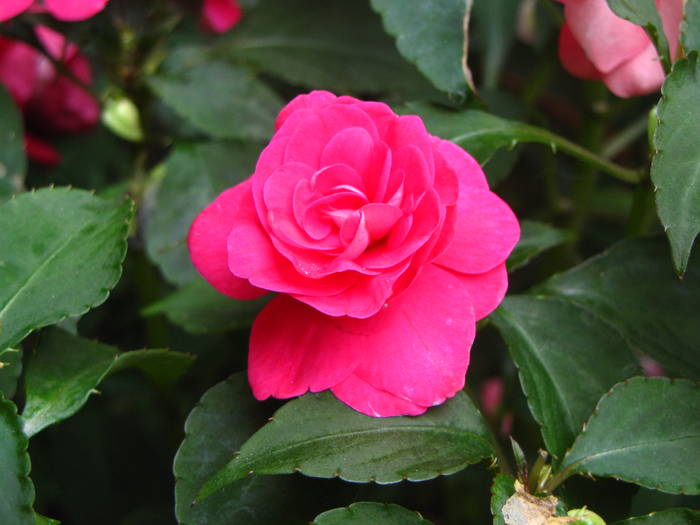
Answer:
0;0;33;22
200;0;243;34
331;374;428;417
602;41;665;97
44;0;108;21
442;263;508;321
558;23;603;80
434;139;488;193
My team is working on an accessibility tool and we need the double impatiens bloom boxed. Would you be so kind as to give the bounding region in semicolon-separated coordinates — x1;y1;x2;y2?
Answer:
188;91;520;417
557;0;683;97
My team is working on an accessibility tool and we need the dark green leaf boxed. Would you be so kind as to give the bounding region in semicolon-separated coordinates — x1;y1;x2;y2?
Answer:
143;142;260;285
490;474;516;525
22;329;118;437
143;278;268;334
652;53;700;274
198;391;493;500
149;49;282;141
682;0;700;53
491;296;640;458
612;508;700;524
313;502;433;525
110;349;195;388
370;0;470;98
0;85;25;203
0;188;133;351
472;0;520;89
0;348;22;398
507;221;573;271
606;0;670;70
220;0;439;98
539;237;700;380
0;397;35;525
561;377;700;494
174;373;289;525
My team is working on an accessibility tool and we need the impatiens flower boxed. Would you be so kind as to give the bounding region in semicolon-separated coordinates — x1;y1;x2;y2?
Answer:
0;0;108;22
200;0;243;34
188;90;520;417
557;0;684;97
0;26;100;164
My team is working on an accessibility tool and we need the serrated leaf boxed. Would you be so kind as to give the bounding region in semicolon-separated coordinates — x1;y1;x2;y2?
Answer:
198;391;493;500
174;373;290;525
682;0;700;53
220;0;439;98
0;397;35;525
491;296;641;458
143;278;268;334
149;49;282;141
561;377;700;494
539;237;700;380
143;142;260;285
507;221;573;271
22;328;118;437
490;474;516;525
612;508;700;524
0;85;25;204
370;0;471;98
0;187;133;351
110;349;195;388
652;53;700;274
0;348;22;398
313;502;434;525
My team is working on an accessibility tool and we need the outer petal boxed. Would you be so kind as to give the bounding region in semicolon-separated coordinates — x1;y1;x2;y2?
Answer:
331;374;428;417
564;0;649;74
44;0;108;20
656;0;684;61
558;23;603;80
200;0;243;34
442;263;508;321
188;181;266;300
434;139;488;192
0;0;33;21
0;37;40;107
435;188;519;274
602;42;665;97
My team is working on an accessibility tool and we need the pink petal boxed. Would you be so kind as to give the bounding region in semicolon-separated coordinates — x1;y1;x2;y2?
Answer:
44;0;108;21
0;0;33;21
602;42;665;97
558;23;603;80
320;127;374;177
434;139;488;192
188;181;267;300
200;0;243;34
35;25;77;62
275;90;338;130
656;0;684;61
564;0;649;74
434;188;519;274
443;263;508;321
0;37;40;107
331;374;428;417
361;202;403;241
24;133;61;166
385;115;435;178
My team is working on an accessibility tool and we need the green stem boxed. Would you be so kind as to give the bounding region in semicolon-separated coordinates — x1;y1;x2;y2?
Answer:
600;114;649;160
542;463;576;493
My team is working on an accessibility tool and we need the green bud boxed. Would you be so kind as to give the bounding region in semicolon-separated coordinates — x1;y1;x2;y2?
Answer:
647;105;658;150
567;507;606;525
102;95;144;142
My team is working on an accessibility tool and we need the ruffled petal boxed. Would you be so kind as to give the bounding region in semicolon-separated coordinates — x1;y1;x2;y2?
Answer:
442;263;508;321
602;42;665;97
331;374;428;417
434;139;488;193
44;0;108;21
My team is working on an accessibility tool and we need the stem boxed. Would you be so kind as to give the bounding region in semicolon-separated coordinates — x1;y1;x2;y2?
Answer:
600;114;649;160
542;463;576;493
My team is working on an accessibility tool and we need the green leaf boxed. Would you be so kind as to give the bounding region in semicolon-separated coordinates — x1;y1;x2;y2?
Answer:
22;329;118;437
682;0;700;54
539;237;700;380
606;0;671;70
0;397;35;525
490;474;516;525
507;221;573;271
561;377;700;494
472;0;520;89
33;515;60;525
0;348;22;398
110;349;195;388
0;187;133;351
220;0;440;98
198;391;493;500
149;49;282;141
491;296;641;458
612;508;700;524
651;53;700;274
313;502;434;525
0;85;25;203
370;0;471;98
144;142;260;285
174;373;289;525
143;278;268;334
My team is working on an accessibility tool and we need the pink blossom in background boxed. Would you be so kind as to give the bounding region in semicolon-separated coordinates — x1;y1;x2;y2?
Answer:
188;90;520;417
200;0;243;34
0;0;108;22
0;26;99;164
556;0;684;97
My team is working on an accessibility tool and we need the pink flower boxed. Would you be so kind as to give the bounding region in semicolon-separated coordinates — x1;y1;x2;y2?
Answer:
200;0;243;34
0;0;108;22
188;91;519;417
557;0;684;97
0;26;99;164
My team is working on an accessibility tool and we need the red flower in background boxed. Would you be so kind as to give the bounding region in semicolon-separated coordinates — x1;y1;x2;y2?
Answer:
188;91;519;417
557;0;683;97
200;0;243;34
0;0;108;22
0;26;99;165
